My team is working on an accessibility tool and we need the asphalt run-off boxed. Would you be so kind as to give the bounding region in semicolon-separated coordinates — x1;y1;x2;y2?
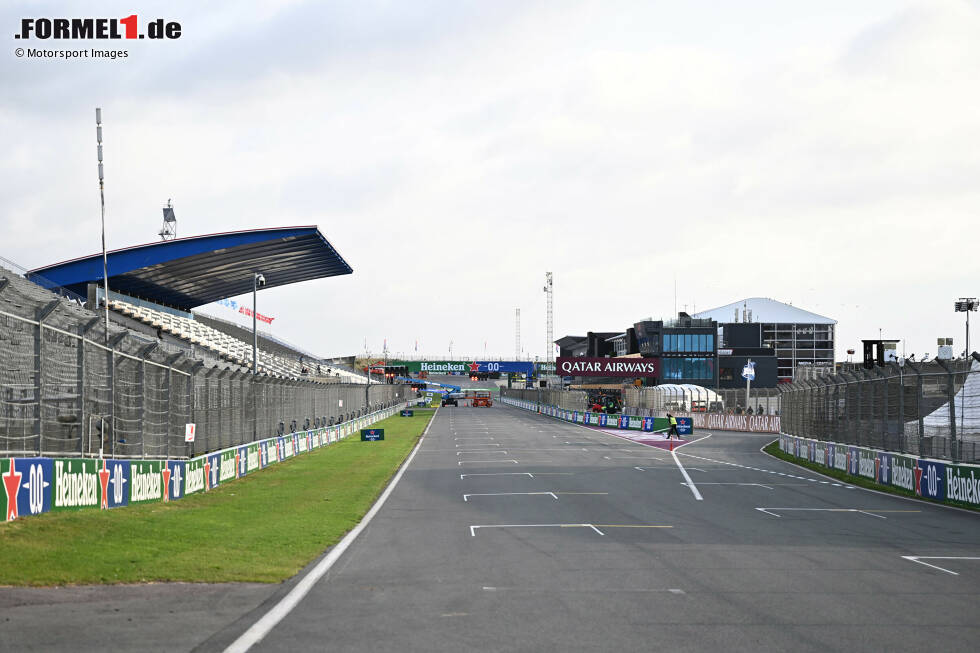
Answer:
5;402;980;652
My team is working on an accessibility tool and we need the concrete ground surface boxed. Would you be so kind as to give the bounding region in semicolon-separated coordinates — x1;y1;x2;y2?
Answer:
4;403;979;652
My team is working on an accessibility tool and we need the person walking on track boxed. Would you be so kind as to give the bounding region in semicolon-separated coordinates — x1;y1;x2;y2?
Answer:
667;413;679;439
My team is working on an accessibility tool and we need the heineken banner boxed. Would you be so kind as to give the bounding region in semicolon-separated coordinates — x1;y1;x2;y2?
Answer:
778;433;977;508
390;360;535;376
2;403;404;522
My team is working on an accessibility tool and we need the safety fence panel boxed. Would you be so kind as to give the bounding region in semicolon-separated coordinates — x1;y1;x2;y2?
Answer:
780;358;980;463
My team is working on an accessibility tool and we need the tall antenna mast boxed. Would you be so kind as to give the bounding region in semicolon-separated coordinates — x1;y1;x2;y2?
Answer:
544;272;554;371
515;308;521;360
96;108;109;347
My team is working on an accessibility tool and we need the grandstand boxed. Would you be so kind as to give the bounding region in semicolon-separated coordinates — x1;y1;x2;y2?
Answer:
1;227;402;459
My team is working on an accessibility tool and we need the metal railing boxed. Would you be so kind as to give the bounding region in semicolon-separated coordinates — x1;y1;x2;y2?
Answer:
0;266;407;459
780;356;980;462
500;387;588;411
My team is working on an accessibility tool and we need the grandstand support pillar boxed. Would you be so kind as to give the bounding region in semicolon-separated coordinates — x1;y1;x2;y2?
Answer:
203;367;218;453
34;300;60;455
187;361;204;458
163;353;182;459
78;318;99;456
136;344;158;460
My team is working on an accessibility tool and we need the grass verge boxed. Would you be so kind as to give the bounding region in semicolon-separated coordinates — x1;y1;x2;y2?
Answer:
762;440;980;512
0;409;436;586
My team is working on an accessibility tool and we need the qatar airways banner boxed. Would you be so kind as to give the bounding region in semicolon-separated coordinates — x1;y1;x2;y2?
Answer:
557;357;659;378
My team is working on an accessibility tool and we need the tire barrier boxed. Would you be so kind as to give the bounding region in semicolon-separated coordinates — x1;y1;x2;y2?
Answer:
1;404;406;522
778;433;980;510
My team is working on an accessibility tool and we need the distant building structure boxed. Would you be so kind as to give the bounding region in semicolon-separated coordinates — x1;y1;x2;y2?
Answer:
693;298;835;383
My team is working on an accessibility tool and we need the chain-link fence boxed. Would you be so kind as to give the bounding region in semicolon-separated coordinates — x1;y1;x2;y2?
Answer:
780;356;980;463
500;387;588;411
0;266;407;459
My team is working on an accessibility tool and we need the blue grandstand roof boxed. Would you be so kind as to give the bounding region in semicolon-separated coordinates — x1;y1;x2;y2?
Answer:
28;226;352;311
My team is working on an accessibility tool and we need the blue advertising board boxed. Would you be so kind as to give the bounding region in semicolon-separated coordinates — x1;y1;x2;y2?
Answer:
675;417;693;436
401;410;414;417
165;460;185;501
6;457;55;518
916;458;946;500
361;428;385;441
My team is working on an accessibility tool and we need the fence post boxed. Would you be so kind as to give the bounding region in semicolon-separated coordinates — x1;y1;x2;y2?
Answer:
935;359;958;462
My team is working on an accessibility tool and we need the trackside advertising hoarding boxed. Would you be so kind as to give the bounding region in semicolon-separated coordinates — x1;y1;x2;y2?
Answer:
1;405;405;522
779;434;980;509
556;357;659;378
501;396;670;433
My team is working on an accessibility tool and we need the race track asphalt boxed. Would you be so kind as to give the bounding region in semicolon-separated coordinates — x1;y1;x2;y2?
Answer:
5;403;980;652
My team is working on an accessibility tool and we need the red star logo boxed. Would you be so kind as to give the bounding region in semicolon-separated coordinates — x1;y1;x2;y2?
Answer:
875;457;881;482
469;362;480;372
235;453;241;479
3;458;23;522
203;461;211;491
98;459;111;510
914;466;923;495
161;465;172;502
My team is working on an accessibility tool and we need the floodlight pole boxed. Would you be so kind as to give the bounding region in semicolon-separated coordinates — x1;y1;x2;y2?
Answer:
96;108;109;348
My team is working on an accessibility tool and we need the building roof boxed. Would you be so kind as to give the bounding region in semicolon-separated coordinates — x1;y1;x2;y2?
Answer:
555;335;586;347
693;297;835;325
28;226;352;311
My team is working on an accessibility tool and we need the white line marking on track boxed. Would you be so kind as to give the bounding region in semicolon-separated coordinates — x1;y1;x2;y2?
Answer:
464;492;558;502
755;507;886;518
457;450;507;455
679;451;855;489
460;472;534;479
685;482;774;489
672;450;702;501
901;556;980;576
222;406;440;653
458;459;519;465
469;523;605;536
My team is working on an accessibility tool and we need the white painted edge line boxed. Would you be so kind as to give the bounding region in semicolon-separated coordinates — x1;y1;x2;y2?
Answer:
470;523;604;536
755;507;885;519
458;460;519;465
901;556;980;576
685;482;774;489
672;450;703;501
223;406;439;653
464;492;557;502
757;439;980;515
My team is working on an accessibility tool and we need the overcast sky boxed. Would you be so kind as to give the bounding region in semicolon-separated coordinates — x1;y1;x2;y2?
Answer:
2;0;978;362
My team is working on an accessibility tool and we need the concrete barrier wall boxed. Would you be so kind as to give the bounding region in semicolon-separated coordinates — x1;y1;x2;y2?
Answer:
1;403;410;522
778;433;980;510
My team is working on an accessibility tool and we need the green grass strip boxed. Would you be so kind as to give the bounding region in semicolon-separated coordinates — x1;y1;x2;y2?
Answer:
0;409;436;586
762;440;980;512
